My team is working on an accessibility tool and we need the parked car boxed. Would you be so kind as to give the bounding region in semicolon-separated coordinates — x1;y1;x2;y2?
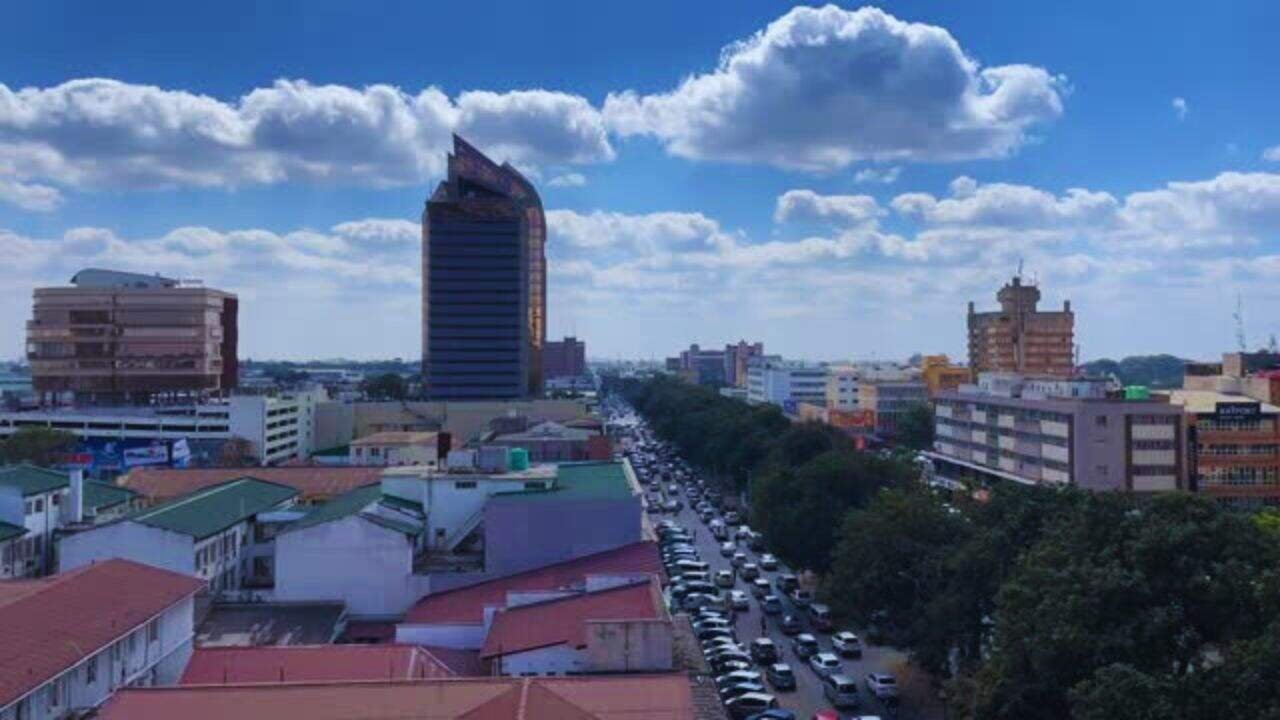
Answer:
750;638;779;664
736;525;754;541
780;614;803;635
765;663;796;691
831;631;864;658
713;657;754;675
745;711;796;720
822;674;860;709
761;595;783;615
759;553;779;571
728;590;751;610
720;682;768;701
683;593;722;611
865;672;899;699
724;511;741;525
720;541;737;557
809;653;842;679
715;570;736;588
663;499;683;512
724;692;778;720
697;626;735;642
792;634;820;659
808;603;833;632
714;670;762;691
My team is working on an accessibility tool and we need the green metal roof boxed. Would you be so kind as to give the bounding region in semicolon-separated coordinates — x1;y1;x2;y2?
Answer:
283;483;423;537
0;465;68;497
492;461;635;503
84;481;139;513
0;521;26;543
129;477;298;540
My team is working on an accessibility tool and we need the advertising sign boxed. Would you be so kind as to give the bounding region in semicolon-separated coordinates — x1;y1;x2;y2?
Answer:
1214;402;1261;421
61;438;190;473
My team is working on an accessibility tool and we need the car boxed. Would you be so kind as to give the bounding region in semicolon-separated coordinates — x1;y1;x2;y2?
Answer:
720;541;737;557
761;595;783;615
808;603;833;632
670;560;710;574
765;662;796;691
697;626;735;642
790;588;814;608
759;553;779;571
776;574;799;594
700;508;717;521
708;649;753;666
645;503;663;515
741;563;761;581
679;571;711;584
720;682;768;701
792;633;820;659
714;670;762;690
728;590;750;610
865;672;899;699
715;570;736;588
731;552;748;568
745;711;796;720
822;674;861;710
693;617;733;632
724;692;778;719
703;640;742;656
735;525;754;541
779;614;803;635
663;499;683;512
750;638;779;664
748;532;767;552
725;511;742;525
712;658;754;675
683;593;722;611
831;631;864;658
809;653;842;679
750;578;772;598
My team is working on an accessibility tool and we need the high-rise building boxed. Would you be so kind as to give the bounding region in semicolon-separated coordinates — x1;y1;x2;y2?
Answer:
723;340;764;388
26;268;238;404
422;136;546;400
967;276;1074;378
544;336;587;379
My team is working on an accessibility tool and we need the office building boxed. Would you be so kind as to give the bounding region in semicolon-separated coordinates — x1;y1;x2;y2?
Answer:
929;374;1184;492
723;340;765;388
668;344;726;386
746;357;827;411
858;380;929;436
422;136;546;400
967;275;1074;377
1165;390;1280;507
825;365;860;410
1184;351;1280;405
543;336;586;379
26;268;238;405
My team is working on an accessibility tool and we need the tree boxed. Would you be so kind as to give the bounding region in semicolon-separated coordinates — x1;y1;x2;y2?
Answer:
895;402;935;450
0;427;78;466
361;372;408;401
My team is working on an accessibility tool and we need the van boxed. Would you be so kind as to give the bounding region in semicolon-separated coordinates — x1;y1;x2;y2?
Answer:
809;603;833;631
823;673;860;709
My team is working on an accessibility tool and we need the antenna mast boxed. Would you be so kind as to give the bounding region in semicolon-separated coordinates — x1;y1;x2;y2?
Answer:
1234;294;1247;352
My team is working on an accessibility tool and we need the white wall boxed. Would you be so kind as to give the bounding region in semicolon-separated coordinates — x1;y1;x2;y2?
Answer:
59;522;194;576
497;644;586;676
394;623;487;650
274;516;414;617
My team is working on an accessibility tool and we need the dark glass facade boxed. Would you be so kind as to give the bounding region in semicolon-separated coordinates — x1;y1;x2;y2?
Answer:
422;136;546;399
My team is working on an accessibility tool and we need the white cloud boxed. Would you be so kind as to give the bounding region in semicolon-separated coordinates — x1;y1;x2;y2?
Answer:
1263;146;1280;162
603;5;1064;170
1119;172;1280;247
547;209;728;251
774;189;883;227
0;176;62;211
330;218;421;245
1172;96;1188;120
891;176;1118;229
0;77;613;195
854;166;901;184
548;172;587;187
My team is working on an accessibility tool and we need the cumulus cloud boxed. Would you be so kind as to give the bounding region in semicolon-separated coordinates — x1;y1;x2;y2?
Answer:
891;176;1118;229
1172;97;1189;120
0;77;613;196
547;209;729;251
603;5;1065;170
1118;172;1280;247
774;189;883;227
0;176;62;211
548;172;587;187
854;166;901;184
1263;146;1280;162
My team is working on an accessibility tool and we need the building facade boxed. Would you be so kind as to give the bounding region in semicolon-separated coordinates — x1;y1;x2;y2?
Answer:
921;354;971;396
1167;390;1280;506
858;381;928;436
543;337;586;380
723;340;764;388
27;269;237;405
422;136;546;400
825;365;860;410
668;344;726;386
930;376;1184;491
967;276;1074;378
746;358;827;410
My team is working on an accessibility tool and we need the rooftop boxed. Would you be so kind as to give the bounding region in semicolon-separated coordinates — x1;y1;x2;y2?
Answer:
490;461;636;503
1164;389;1280;414
0;559;204;708
0;520;26;543
0;464;68;497
84;480;140;512
121;466;384;503
179;645;454;685
481;579;665;658
195;602;346;647
404;541;661;624
99;674;697;720
351;431;440;447
283;483;422;537
128;477;298;540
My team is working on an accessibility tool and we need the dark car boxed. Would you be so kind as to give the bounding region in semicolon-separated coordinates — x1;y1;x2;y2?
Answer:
776;574;799;594
791;633;820;659
750;638;779;664
744;711;795;720
714;670;762;691
779;614;803;635
724;692;778;720
765;663;796;691
712;657;754;675
719;682;768;701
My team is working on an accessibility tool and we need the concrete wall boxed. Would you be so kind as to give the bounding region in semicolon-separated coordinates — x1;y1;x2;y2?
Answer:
497;644;586;676
483;497;642;577
585;618;674;672
314;401;355;451
59;521;194;576
274;516;415;617
394;622;487;650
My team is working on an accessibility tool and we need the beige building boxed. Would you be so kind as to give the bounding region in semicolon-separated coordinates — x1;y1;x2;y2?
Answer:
921;355;972;396
352;399;591;445
825;365;860;410
350;431;442;467
27;268;237;404
968;276;1074;378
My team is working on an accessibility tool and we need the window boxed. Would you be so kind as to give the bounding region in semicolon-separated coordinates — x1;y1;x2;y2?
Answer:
1095;465;1109;477
454;481;477;489
147;619;159;643
33;498;43;513
52;493;60;507
86;656;98;683
128;631;137;652
25;500;33;514
1095;416;1108;427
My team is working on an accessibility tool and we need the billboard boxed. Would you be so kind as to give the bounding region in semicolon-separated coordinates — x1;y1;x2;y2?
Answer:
60;437;192;473
829;409;876;429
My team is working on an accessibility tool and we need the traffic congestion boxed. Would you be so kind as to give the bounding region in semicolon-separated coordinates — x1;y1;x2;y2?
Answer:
607;398;914;720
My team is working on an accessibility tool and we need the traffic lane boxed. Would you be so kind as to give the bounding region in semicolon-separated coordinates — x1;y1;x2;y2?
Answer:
670;498;910;719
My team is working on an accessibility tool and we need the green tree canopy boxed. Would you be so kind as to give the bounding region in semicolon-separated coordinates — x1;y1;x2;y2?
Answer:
0;427;78;466
895;402;935;451
361;372;409;401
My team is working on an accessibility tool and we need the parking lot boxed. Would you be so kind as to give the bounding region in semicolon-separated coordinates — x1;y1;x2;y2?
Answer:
616;402;940;720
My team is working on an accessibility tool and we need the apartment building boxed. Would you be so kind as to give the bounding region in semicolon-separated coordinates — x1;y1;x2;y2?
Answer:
930;375;1184;491
723;340;765;388
0;560;202;720
746;357;827;410
967;276;1075;377
543;336;587;380
26;268;237;405
1166;390;1280;506
826;365;860;410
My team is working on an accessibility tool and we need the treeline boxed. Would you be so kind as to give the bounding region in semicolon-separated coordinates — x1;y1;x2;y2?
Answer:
1080;354;1186;388
617;375;1280;719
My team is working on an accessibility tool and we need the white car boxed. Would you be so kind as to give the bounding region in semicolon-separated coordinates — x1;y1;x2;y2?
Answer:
865;672;899;699
759;553;779;571
735;525;753;541
715;570;736;588
728;590;750;610
720;541;736;557
832;631;864;657
808;652;842;678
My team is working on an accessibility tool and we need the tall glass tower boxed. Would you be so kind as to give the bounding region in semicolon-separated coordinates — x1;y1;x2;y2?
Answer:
421;136;546;399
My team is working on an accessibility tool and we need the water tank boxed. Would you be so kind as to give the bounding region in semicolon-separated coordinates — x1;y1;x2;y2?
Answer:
509;447;530;471
1124;386;1150;400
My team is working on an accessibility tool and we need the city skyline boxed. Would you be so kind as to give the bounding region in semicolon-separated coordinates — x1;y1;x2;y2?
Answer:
2;1;1280;362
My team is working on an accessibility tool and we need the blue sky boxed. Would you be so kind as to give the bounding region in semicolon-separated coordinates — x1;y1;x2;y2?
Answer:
2;1;1279;362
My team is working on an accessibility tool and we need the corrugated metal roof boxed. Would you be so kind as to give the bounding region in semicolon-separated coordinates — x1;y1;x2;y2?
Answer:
179;645;453;685
0;520;26;543
84;480;139;512
120;467;385;503
481;579;664;658
491;461;635;503
129;477;297;540
0;464;68;497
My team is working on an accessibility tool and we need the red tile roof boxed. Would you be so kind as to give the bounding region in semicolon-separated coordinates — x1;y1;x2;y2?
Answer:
98;675;697;719
403;541;660;625
121;467;385;504
481;580;665;659
0;559;204;708
179;645;454;685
